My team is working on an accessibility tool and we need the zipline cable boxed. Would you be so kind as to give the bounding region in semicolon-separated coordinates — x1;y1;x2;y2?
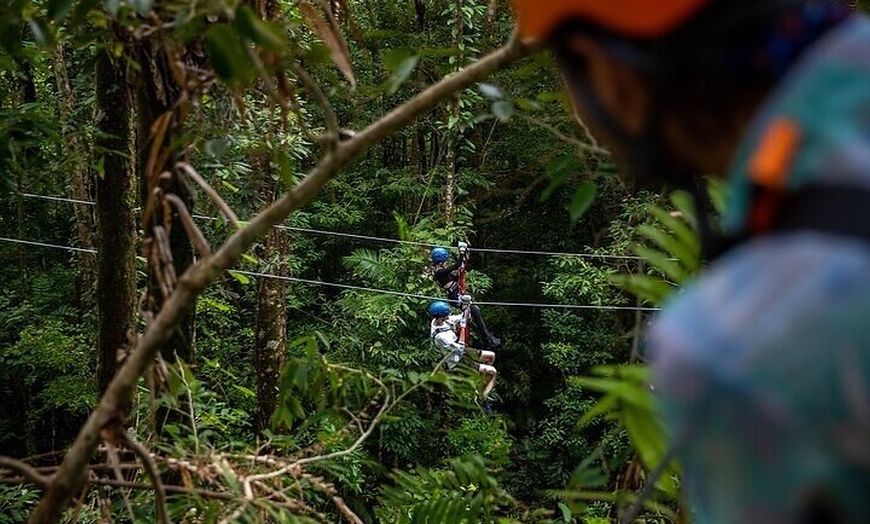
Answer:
16;192;647;261
0;236;98;254
0;236;660;312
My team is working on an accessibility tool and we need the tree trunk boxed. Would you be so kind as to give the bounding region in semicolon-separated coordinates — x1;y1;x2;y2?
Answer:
54;43;96;307
254;223;288;431
252;155;289;432
443;0;464;226
94;49;137;395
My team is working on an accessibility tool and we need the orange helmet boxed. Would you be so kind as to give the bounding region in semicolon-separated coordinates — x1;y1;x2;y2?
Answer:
512;0;711;41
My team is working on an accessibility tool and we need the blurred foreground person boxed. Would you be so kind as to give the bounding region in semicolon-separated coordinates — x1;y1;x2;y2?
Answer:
512;1;869;522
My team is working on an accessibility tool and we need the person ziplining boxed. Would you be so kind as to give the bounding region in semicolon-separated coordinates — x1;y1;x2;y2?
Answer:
428;242;501;350
429;299;497;399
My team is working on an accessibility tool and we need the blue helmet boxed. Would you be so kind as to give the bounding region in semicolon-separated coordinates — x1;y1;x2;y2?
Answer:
428;301;451;318
430;247;449;264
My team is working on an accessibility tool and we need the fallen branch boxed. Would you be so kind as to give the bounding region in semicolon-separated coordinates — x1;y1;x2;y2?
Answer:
0;456;50;489
28;34;531;524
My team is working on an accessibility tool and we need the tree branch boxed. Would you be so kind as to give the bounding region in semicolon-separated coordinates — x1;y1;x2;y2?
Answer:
28;34;531;524
0;456;49;489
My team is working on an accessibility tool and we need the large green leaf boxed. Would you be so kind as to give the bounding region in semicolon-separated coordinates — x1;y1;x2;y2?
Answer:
569;181;597;223
205;24;255;85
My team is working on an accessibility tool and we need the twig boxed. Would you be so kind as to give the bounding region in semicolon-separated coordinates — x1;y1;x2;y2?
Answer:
518;114;609;156
289;62;340;144
176;163;240;229
121;432;171;524
0;456;49;489
29;35;531;524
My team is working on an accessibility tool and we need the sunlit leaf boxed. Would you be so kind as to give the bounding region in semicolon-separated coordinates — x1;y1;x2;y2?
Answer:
227;270;251;285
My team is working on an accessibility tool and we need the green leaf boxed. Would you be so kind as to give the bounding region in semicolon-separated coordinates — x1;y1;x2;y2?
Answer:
648;205;700;260
633;246;689;284
235;5;285;52
576;395;618;428
232;385;256;398
206;24;255;85
227;270;251;285
540;154;582;201
477;83;503;100
383;49;418;94
670;190;698;229
47;0;75;20
569;182;597;223
558;502;573;522
638;224;697;269
306;42;332;65
491;100;514;123
27;18;55;46
610;274;675;305
514;97;542;111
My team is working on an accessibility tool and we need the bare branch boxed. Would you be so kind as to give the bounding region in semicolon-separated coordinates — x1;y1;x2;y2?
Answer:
518;114;609;156
0;456;49;489
164;193;212;257
332;496;364;524
29;35;531;524
289;61;340;146
176;163;241;228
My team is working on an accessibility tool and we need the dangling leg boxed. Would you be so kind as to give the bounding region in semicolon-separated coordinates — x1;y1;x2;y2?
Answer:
478;356;497;399
469;305;501;349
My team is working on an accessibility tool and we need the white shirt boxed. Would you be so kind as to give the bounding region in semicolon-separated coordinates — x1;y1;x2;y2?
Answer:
430;314;463;352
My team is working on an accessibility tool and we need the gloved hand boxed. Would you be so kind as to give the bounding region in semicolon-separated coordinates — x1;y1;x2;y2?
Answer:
458;241;468;255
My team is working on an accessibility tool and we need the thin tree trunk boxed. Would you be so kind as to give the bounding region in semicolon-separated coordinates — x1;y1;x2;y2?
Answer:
246;0;287;432
54;43;96;307
16;45;37;277
443;0;464;226
254;211;288;431
94;48;136;395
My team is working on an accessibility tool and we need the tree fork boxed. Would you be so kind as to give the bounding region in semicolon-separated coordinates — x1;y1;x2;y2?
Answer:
28;35;531;523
